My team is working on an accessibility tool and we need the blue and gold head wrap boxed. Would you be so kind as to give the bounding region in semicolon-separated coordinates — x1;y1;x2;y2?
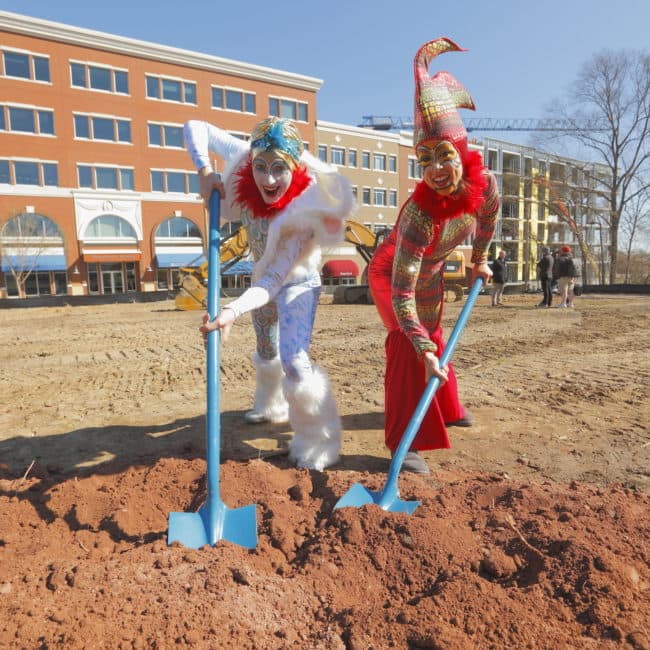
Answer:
250;117;304;168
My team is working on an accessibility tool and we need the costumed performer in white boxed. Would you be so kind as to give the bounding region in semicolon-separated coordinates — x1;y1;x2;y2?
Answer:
194;116;356;470
184;117;298;426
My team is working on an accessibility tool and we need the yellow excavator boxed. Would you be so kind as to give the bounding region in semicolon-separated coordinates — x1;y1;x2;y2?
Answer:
333;220;469;304
174;220;470;310
174;227;250;311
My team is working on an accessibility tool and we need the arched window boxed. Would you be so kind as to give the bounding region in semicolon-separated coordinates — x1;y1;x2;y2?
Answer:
1;213;63;240
1;213;67;298
155;217;201;240
84;215;137;239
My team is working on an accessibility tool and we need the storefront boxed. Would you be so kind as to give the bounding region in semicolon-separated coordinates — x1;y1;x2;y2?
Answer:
320;259;359;286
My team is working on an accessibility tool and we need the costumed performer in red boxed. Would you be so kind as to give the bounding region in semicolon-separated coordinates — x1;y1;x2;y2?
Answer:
368;38;501;475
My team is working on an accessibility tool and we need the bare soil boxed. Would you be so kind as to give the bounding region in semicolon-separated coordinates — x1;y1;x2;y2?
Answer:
0;293;648;649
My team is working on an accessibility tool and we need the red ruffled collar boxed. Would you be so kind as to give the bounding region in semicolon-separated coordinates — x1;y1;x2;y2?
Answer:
411;149;488;221
234;160;312;219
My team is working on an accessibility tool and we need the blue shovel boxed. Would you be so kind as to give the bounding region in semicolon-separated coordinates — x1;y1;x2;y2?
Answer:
168;192;258;549
334;277;484;514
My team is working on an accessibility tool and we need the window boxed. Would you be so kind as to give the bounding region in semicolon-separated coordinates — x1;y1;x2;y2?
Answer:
361;151;370;169
0;159;58;186
408;158;422;179
389;155;397;173
373;153;386;172
2;49;50;83
389;190;397;207
156;217;201;239
150;170;200;194
85;215;137;239
212;87;257;113
268;96;308;122
487;150;498;170
70;61;129;94
14;161;39;185
146;74;196;104
74;114;132;143
318;145;328;163
330;147;345;166
373;189;386;206
148;123;184;148
348;149;357;168
1;105;55;135
77;164;134;191
362;188;371;205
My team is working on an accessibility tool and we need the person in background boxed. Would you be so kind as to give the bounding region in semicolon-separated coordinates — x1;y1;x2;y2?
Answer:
368;37;500;475
554;244;578;307
536;246;554;308
490;249;507;306
189;117;356;470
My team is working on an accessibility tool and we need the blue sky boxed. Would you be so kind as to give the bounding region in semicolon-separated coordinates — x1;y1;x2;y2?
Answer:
2;0;649;145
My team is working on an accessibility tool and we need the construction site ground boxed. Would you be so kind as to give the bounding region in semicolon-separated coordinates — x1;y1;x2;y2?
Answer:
0;293;648;649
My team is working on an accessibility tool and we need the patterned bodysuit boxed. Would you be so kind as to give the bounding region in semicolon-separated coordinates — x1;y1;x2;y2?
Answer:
369;171;500;451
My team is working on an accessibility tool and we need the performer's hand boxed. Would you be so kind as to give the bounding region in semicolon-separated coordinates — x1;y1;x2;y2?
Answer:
423;351;449;383
199;308;235;344
198;167;225;207
472;261;493;284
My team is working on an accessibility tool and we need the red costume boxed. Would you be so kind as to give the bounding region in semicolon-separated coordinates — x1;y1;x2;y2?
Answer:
368;38;501;453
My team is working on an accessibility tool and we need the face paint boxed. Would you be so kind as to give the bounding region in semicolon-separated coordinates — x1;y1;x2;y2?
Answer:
252;151;294;204
416;140;463;196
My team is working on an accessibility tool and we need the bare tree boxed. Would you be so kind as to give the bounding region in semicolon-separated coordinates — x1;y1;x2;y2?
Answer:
0;213;56;298
539;48;650;283
620;181;650;282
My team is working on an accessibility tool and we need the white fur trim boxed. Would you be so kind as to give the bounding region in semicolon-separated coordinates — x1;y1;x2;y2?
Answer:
253;157;357;281
283;365;341;470
247;353;288;424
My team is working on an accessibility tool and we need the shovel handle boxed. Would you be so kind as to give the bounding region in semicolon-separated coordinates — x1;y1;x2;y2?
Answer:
382;278;484;498
206;191;222;504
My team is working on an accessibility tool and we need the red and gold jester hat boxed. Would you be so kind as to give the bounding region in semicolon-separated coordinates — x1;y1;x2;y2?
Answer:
413;37;476;150
411;37;488;218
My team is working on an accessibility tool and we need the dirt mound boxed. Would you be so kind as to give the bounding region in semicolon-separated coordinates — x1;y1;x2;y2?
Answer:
1;456;648;649
1;295;649;648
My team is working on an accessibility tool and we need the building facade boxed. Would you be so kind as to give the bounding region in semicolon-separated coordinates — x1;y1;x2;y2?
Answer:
0;11;320;298
476;136;610;287
1;11;610;301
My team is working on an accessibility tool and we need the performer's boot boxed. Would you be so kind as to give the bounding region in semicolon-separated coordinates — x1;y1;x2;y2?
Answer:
244;353;289;424
283;365;341;471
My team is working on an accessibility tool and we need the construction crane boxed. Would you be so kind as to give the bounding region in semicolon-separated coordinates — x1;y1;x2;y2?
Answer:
358;115;604;132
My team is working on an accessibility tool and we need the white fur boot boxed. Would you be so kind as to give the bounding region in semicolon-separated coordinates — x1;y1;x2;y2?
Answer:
244;353;289;424
283;365;341;471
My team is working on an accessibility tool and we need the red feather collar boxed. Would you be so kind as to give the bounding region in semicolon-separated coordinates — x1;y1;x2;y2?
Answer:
411;149;488;221
234;160;312;219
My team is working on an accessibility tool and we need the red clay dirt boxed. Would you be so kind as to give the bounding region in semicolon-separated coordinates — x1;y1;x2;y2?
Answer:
0;294;648;649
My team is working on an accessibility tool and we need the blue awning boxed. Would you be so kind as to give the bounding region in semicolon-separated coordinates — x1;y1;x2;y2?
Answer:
222;260;254;276
156;252;206;268
1;254;67;272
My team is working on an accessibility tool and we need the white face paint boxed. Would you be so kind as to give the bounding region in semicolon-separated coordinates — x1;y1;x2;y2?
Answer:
416;140;463;196
252;151;293;204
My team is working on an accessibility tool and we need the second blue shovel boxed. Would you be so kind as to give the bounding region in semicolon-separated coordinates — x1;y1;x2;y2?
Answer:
334;278;484;515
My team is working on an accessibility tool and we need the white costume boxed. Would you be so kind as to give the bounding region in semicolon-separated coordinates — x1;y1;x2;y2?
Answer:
184;120;356;470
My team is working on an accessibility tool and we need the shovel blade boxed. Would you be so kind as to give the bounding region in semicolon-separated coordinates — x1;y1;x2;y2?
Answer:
333;482;379;509
168;502;257;550
334;482;421;514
